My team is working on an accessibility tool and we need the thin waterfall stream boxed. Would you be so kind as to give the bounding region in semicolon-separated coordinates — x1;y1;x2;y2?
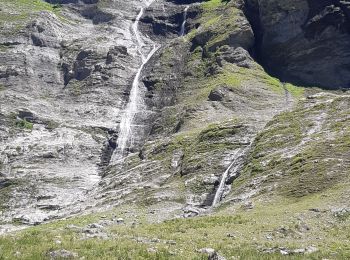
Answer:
179;5;189;36
211;149;241;207
112;0;159;162
211;141;253;207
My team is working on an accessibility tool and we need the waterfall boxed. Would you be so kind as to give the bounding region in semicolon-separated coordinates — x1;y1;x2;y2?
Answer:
179;5;189;36
112;0;159;161
211;141;254;207
211;149;241;207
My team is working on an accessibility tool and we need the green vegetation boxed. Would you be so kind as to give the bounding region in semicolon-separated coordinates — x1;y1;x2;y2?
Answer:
198;121;242;141
0;0;62;33
15;119;33;130
285;83;305;98
68;80;84;96
0;44;10;52
235;95;350;199
0;84;6;91
0;187;349;259
149;120;242;161
187;0;241;52
45;120;59;130
203;0;224;10
144;120;244;193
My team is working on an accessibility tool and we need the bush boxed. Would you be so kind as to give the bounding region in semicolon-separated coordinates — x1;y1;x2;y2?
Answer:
16;119;33;130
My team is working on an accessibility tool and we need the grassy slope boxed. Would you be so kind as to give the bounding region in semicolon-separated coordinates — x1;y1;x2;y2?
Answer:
234;94;350;198
0;0;60;34
0;188;349;259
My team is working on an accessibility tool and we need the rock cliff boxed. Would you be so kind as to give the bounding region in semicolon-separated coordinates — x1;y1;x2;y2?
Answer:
245;0;350;89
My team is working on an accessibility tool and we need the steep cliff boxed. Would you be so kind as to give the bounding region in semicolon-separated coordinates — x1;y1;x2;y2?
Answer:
0;0;349;259
245;0;350;89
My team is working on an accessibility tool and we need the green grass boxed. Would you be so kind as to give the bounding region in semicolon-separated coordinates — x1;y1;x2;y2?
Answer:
149;120;242;162
202;0;224;10
186;0;241;53
0;0;62;33
285;83;305;98
1;188;349;259
144;120;244;193
15;119;33;130
198;121;242;141
235;95;350;199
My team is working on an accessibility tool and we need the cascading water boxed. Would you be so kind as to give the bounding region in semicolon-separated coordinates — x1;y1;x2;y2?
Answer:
112;0;159;161
211;142;252;207
211;149;241;207
179;5;189;36
211;141;254;207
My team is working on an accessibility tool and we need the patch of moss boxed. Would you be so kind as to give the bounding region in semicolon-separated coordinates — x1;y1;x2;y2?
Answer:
198;121;241;141
235;95;350;199
0;84;6;91
187;0;241;53
284;83;305;98
0;0;62;34
68;81;84;96
0;44;9;52
15;119;33;130
45;120;59;130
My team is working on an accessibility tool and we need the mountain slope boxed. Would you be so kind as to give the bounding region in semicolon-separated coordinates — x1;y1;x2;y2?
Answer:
0;0;349;259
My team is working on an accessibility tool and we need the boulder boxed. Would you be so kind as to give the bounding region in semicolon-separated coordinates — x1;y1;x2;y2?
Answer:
197;248;226;260
49;249;78;259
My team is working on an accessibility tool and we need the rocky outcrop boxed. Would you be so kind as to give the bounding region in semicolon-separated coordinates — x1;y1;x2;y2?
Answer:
245;0;350;89
0;0;156;226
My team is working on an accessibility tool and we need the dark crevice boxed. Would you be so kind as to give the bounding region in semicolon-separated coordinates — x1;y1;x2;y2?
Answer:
99;129;118;172
242;0;263;62
142;7;199;38
80;7;115;24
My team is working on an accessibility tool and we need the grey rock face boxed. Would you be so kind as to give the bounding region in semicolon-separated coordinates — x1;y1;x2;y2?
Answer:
0;0;166;226
2;0;342;234
208;88;225;101
245;0;350;89
1;0;216;229
171;150;184;175
216;46;254;68
142;2;195;38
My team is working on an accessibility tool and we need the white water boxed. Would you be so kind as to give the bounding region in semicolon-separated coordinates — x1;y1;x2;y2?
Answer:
211;149;241;206
112;0;159;160
179;5;189;36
